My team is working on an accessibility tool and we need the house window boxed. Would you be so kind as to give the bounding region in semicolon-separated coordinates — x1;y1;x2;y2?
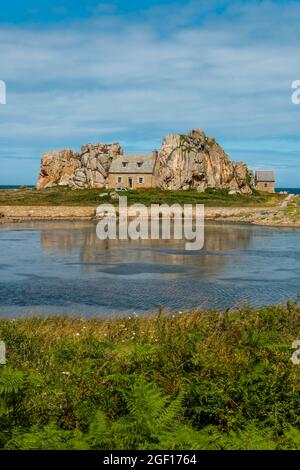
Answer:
122;162;128;168
138;177;144;184
264;183;268;188
117;176;122;184
137;161;143;168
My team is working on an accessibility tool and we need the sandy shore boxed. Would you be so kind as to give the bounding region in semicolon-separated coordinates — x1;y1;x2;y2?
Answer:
0;205;95;221
1;204;299;227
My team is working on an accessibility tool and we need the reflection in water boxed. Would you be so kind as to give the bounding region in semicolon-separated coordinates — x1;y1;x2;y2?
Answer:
0;221;300;317
40;221;253;277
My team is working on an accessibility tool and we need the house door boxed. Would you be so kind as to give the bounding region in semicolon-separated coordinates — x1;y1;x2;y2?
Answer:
128;177;133;188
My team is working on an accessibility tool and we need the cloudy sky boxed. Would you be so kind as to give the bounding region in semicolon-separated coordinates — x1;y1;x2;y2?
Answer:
0;0;299;186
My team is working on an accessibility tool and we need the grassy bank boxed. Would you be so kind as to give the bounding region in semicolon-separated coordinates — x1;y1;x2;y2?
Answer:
0;186;284;207
1;304;300;449
283;197;300;222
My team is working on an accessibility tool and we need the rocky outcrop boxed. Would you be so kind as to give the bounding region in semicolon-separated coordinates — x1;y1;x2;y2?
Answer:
37;143;123;190
37;129;254;193
155;129;253;193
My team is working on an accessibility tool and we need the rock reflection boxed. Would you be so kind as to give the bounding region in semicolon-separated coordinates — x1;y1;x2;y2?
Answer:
39;221;254;278
1;221;300;316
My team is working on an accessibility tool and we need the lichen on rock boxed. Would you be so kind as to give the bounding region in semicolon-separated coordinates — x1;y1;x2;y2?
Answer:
154;129;254;193
37;143;123;190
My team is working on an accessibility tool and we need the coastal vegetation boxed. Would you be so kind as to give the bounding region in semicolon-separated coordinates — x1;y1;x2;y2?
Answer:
1;303;300;450
0;186;284;208
283;198;300;222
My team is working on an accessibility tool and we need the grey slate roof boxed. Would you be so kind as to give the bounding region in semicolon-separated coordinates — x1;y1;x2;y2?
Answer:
109;154;156;174
255;170;275;182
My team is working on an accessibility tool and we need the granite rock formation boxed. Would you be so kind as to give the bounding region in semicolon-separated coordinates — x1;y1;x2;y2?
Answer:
155;129;253;193
37;143;123;190
37;129;254;193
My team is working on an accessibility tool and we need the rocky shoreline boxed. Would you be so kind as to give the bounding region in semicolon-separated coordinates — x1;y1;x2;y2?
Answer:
1;203;299;227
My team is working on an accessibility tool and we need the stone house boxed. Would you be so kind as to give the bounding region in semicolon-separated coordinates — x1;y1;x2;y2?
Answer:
255;170;275;193
107;151;158;189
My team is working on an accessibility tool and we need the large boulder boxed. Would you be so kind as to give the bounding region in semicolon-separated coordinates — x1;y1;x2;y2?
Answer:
37;143;123;190
155;129;254;193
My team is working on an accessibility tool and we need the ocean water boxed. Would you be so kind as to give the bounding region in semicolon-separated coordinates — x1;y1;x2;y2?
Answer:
276;188;300;194
0;220;299;317
276;188;300;195
0;185;35;189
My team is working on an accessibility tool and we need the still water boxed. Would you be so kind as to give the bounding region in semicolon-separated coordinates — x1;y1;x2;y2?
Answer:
0;221;300;317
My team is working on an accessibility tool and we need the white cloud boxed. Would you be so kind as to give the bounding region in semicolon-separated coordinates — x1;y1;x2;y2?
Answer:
0;1;300;184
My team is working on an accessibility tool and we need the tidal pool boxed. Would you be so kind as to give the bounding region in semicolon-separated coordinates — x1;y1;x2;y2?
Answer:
0;220;299;317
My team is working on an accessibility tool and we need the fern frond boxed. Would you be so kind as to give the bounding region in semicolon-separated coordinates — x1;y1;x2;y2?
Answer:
0;368;25;395
283;426;300;450
126;379;168;423
87;410;111;449
5;424;88;450
158;390;185;429
221;423;276;450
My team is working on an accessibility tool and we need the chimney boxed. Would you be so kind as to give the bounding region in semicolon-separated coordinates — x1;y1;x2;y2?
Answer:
152;149;158;159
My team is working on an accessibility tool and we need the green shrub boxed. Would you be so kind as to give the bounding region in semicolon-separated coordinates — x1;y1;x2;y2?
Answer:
0;304;300;449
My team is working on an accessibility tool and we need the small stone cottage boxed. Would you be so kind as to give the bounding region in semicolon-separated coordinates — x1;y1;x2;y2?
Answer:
255;171;275;193
107;151;158;189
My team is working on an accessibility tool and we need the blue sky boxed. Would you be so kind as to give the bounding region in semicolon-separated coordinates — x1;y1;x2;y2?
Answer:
0;0;300;186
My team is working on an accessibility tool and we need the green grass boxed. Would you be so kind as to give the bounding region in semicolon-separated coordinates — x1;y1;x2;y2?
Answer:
0;186;285;207
1;303;300;449
283;200;300;222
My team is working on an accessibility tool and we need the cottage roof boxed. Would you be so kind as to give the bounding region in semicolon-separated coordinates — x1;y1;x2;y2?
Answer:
255;170;275;182
109;154;156;174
